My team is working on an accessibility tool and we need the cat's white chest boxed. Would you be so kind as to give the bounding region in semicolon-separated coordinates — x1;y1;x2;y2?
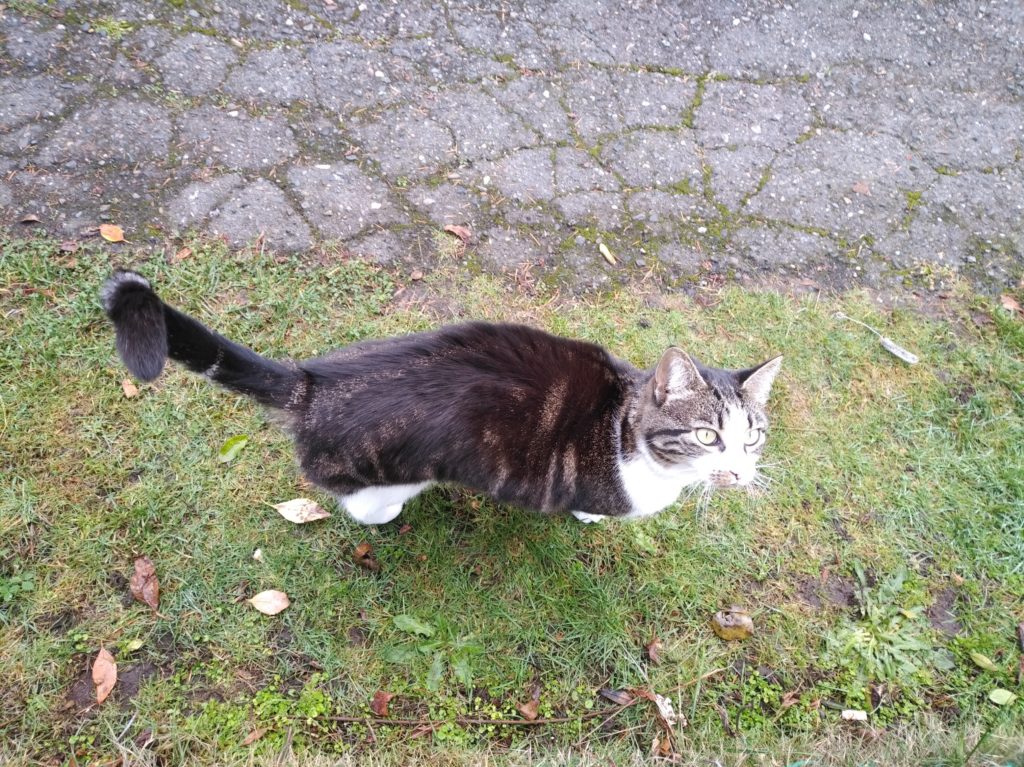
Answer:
616;449;699;519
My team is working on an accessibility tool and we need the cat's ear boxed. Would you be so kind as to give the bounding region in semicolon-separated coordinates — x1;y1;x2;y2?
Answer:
654;347;707;406
737;356;783;407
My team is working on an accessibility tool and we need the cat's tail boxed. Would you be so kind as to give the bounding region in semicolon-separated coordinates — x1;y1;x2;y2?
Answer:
101;270;306;410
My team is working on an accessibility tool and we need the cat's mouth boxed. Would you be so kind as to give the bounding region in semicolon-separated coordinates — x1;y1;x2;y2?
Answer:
708;470;744;488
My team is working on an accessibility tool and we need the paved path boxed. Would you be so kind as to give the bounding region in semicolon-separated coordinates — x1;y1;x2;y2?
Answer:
2;1;1022;293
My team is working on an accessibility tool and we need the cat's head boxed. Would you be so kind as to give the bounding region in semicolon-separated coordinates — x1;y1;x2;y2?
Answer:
635;348;782;488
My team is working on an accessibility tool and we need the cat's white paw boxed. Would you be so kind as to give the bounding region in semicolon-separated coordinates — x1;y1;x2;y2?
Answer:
340;483;430;525
571;510;607;524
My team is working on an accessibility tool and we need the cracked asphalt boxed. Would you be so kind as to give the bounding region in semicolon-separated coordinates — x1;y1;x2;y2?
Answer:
2;1;1022;294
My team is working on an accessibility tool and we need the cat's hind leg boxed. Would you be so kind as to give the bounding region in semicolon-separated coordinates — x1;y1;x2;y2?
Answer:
571;510;608;524
339;482;432;525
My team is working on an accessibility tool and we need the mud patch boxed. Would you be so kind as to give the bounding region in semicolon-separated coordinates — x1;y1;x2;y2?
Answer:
118;662;159;701
797;574;857;610
66;661;159;712
36;608;79;635
927;587;963;637
67;668;96;711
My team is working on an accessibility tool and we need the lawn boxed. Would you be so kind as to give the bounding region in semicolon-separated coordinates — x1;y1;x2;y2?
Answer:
1;234;1022;766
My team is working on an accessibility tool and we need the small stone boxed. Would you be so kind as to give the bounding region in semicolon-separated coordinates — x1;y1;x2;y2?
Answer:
410;270;424;281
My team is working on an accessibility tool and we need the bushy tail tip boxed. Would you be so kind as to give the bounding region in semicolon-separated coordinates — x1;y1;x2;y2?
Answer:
101;270;168;382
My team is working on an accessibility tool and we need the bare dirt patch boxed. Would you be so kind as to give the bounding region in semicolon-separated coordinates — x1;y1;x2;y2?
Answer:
927;587;963;637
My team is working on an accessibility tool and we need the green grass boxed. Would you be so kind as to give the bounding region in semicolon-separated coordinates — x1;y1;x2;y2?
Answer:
1;235;1022;766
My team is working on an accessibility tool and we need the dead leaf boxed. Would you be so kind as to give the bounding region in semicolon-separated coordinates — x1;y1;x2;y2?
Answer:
19;213;41;224
93;648;117;704
129;556;159;611
59;240;79;253
710;606;754;641
241;728;267;746
398;524;412;535
272;498;331;524
599;688;635;706
781;690;800;708
443;224;472;242
653;733;673;757
100;224;126;243
410;270;424;281
353;541;380;572
632;688;683;728
1000;294;1021;315
370;690;394;717
516;699;539;720
248;589;290;615
852;180;871;196
172;247;192;262
598;242;617;265
121;379;139;398
1016;621;1024;652
645;636;662;665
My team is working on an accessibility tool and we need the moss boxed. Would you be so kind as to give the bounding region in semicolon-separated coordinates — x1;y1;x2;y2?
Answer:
667;178;697;195
681;73;708;129
92;17;133;40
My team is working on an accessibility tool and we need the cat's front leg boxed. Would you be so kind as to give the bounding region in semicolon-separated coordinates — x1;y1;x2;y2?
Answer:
338;482;431;525
571;510;608;524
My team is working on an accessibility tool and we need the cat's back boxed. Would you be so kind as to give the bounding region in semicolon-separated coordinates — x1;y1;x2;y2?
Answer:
303;321;626;392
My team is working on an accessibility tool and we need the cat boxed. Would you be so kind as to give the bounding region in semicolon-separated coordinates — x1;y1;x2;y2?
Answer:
102;270;782;525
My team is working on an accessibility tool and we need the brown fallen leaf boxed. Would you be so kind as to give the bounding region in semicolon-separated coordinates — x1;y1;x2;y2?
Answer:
410;270;424;281
59;240;79;253
129;556;159;610
121;379;139;398
599;688;635;706
781;689;800;708
516;699;539;720
272;498;331;524
1017;622;1024;652
172;246;192;262
93;648;117;704
852;180;871;196
353;541;381;572
443;224;472;242
398;524;413;535
370;690;394;717
710;606;754;641
1000;294;1021;315
653;733;674;757
19;213;41;224
632;688;683;728
645;636;662;665
248;589;290;615
241;728;267;746
100;224;126;243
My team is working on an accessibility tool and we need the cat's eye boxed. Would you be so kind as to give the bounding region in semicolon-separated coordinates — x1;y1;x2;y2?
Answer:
745;428;763;446
694;428;718;446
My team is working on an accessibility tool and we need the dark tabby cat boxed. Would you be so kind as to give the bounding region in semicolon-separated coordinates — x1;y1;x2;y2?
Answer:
102;271;782;525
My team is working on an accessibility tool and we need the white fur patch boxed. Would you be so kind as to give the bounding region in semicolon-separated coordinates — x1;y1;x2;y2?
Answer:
617;441;702;519
339;482;431;525
203;347;225;380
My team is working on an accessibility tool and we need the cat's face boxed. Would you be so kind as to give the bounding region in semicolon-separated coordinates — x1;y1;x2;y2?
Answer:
636;349;782;488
